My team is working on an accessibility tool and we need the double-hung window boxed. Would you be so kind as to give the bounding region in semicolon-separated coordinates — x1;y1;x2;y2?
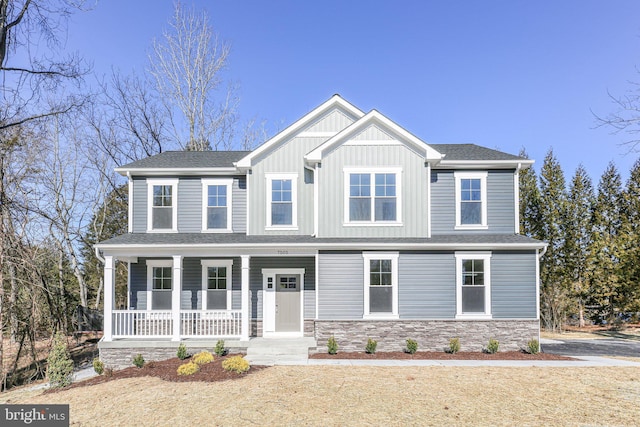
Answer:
455;252;492;318
363;252;399;318
345;168;402;225
266;173;297;229
201;260;233;310
146;260;173;310
454;172;487;229
147;179;178;232
202;179;233;232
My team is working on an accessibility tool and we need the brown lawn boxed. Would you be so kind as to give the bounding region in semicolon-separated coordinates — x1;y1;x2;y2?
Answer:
2;365;639;426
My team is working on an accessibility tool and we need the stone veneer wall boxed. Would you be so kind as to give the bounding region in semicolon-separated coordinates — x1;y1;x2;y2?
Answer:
313;319;539;353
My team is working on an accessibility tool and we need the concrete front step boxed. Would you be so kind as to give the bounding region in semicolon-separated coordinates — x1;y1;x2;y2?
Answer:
245;337;316;366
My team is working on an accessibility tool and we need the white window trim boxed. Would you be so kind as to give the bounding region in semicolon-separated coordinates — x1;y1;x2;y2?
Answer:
343;167;403;226
455;252;492;319
201;259;233;311
363;252;399;319
454;171;488;230
201;178;233;232
147;178;179;232
146;259;174;310
265;173;298;230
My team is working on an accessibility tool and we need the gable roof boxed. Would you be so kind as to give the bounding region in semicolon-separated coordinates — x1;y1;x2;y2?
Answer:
431;144;533;169
235;94;364;169
115;151;250;176
305;109;444;164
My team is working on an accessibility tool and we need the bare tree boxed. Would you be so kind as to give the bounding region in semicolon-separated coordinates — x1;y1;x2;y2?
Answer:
594;80;640;153
149;2;239;151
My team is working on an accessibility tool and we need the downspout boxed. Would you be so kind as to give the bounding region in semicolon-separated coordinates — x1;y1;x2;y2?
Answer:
127;172;133;233
94;246;105;264
514;163;522;234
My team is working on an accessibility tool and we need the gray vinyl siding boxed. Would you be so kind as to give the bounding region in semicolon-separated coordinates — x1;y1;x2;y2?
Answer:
305;109;356;133
398;252;456;318
132;178;147;233
249;257;316;320
130;261;146;310
491;251;537;318
317;252;364;319
248;137;327;235
233;177;247;233
353;124;394;140
431;169;516;234
317;144;429;237
178;178;201;232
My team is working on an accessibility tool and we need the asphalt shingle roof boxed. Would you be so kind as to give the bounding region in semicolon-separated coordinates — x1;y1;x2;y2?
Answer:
430;144;524;161
119;151;251;169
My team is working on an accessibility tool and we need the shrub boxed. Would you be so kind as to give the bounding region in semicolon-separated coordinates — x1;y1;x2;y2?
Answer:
447;337;460;354
214;340;227;357
177;343;188;360
92;357;105;375
132;354;145;368
485;338;500;354
47;332;74;388
405;339;418;354
193;351;215;365
104;366;114;377
365;338;377;354
222;356;250;373
526;338;540;354
177;361;200;376
327;336;338;355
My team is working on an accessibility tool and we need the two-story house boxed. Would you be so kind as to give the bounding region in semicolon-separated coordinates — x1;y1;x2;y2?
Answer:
96;95;546;365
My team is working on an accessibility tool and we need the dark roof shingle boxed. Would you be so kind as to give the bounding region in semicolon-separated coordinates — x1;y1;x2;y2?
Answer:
118;151;251;169
430;144;524;161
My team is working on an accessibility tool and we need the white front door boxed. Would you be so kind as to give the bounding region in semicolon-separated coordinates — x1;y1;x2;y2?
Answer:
262;268;304;337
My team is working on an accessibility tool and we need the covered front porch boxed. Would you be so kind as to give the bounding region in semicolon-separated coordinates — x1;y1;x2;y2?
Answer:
102;254;252;342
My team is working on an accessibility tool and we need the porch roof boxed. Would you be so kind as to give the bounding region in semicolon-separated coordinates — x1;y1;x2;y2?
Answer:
96;233;546;252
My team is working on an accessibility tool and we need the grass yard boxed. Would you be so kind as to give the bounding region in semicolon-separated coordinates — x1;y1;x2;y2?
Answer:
2;366;639;426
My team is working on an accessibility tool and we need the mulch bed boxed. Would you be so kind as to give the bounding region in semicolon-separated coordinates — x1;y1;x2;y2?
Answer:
46;354;266;393
310;351;575;360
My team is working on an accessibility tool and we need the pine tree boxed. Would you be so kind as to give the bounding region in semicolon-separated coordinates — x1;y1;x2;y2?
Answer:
589;162;623;323
618;159;640;316
538;149;569;331
518;149;542;238
562;165;595;327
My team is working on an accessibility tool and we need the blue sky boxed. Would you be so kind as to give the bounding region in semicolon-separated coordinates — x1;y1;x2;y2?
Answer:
65;0;640;182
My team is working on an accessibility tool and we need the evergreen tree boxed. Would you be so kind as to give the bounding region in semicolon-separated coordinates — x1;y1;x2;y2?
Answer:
538;149;569;331
589;162;623;322
563;165;595;327
518;149;542;238
618;159;640;316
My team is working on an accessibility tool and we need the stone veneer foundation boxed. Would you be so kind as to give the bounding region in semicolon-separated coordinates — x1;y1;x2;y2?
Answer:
313;319;540;353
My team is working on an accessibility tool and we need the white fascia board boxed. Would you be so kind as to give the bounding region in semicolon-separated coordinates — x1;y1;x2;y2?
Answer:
435;159;535;170
236;95;365;169
115;167;240;177
305;110;444;164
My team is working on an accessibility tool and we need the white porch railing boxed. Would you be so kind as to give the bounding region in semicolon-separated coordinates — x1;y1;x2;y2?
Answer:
111;310;242;339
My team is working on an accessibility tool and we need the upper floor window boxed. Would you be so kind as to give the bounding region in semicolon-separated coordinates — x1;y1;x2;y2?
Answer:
455;252;492;319
455;172;487;230
363;252;399;318
147;179;178;232
344;168;402;225
202;179;233;232
266;173;298;229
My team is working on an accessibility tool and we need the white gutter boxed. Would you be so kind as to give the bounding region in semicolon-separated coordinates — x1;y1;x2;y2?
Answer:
94;246;105;264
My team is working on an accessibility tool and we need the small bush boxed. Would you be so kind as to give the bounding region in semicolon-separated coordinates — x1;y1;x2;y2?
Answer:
327;336;339;355
177;343;188;360
214;340;227;357
222;356;250;373
447;337;460;354
177;361;200;376
485;338;500;354
92;357;105;375
193;351;215;365
365;338;377;354
47;332;74;388
526;338;540;354
104;366;114;377
132;354;145;368
405;339;418;354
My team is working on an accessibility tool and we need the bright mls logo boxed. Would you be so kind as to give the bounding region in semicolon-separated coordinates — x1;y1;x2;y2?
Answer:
1;405;69;426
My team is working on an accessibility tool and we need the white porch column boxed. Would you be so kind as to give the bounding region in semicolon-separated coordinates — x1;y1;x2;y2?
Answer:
103;255;114;342
172;255;183;341
241;255;250;341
